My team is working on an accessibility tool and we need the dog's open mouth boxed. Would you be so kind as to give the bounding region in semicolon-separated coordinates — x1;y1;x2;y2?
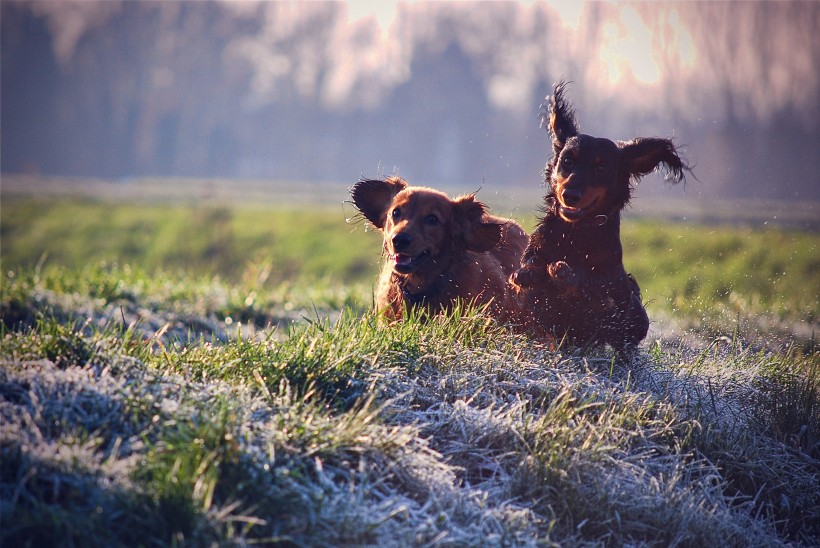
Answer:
559;197;599;222
559;205;586;221
391;250;431;273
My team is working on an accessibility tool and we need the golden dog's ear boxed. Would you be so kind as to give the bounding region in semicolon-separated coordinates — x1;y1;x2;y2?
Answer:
349;177;407;228
453;194;502;253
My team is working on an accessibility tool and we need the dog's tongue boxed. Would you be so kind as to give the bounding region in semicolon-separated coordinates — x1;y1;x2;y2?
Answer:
395;254;413;266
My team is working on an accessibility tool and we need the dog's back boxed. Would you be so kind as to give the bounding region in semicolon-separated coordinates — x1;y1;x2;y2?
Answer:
492;215;528;278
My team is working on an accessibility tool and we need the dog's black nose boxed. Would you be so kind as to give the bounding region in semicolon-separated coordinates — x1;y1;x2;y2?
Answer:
392;233;412;252
562;188;583;207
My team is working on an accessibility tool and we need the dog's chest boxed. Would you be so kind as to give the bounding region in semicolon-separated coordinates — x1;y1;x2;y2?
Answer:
537;218;622;267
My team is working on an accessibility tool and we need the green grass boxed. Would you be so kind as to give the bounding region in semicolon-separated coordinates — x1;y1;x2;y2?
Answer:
1;197;378;283
3;196;817;336
623;219;819;332
2;188;819;545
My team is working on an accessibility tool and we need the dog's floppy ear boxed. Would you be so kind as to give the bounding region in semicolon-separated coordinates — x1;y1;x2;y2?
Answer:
453;194;502;253
349;176;407;228
542;80;579;156
618;138;686;184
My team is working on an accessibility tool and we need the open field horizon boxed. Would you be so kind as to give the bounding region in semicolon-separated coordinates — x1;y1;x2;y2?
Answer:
4;173;820;231
3;174;818;349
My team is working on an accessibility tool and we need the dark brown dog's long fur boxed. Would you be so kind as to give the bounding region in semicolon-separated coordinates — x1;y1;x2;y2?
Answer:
350;176;528;322
511;81;687;352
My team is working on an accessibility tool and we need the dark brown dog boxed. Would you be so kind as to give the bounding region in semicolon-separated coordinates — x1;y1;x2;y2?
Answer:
511;81;687;352
350;176;528;322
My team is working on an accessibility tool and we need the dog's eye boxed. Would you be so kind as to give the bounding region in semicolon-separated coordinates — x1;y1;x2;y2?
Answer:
561;155;574;168
424;214;439;226
391;208;401;220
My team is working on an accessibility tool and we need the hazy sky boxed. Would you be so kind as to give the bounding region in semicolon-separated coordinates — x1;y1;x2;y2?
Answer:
4;1;818;200
28;0;819;127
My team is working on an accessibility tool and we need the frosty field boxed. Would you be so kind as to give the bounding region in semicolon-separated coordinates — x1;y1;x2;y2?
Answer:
1;177;818;546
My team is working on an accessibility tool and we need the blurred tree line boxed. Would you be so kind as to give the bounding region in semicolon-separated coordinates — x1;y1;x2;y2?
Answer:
2;1;818;201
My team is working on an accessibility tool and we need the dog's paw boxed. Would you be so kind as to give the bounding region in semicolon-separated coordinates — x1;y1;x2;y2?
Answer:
510;264;537;289
547;261;579;291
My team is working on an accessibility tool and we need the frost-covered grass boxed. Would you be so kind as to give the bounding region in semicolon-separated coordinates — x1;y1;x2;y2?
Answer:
2;267;818;546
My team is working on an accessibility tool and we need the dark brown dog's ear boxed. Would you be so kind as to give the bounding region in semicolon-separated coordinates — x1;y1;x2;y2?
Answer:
349;176;407;228
542;80;579;156
618;138;686;184
453;194;502;253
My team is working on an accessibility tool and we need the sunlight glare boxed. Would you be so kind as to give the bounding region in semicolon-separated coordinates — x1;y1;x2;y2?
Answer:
346;0;399;39
545;0;583;31
599;6;660;85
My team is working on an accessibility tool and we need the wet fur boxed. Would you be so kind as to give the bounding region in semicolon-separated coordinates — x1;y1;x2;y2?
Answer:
511;81;687;352
350;176;528;322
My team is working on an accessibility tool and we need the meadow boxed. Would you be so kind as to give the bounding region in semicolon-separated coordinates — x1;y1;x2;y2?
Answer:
1;178;819;546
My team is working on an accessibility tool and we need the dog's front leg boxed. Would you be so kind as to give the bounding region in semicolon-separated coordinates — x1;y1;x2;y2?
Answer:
547;260;581;295
509;258;542;290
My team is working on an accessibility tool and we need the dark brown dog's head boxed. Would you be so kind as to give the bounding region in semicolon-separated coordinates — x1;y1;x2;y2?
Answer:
350;176;502;275
543;81;687;223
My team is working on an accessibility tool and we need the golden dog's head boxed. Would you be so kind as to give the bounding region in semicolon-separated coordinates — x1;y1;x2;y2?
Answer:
350;177;502;275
